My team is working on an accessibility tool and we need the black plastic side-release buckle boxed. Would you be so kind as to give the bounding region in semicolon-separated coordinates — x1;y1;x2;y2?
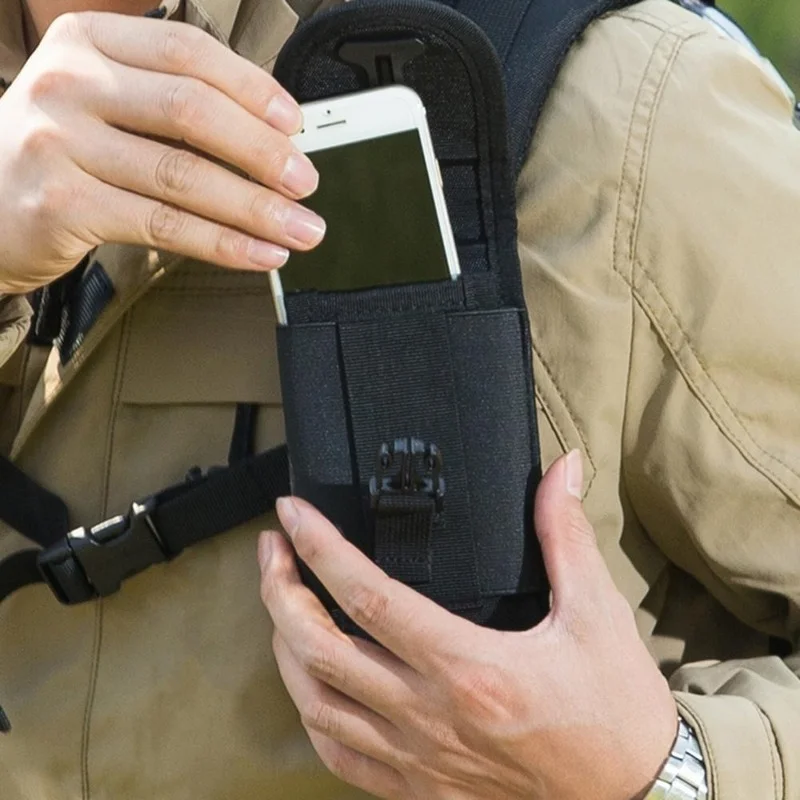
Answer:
37;497;170;605
369;438;445;512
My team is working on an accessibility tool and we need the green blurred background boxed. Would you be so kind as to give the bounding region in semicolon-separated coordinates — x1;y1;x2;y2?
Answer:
720;0;800;94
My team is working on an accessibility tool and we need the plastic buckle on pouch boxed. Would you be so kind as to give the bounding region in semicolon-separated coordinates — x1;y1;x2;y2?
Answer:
369;438;445;513
338;38;425;87
38;496;169;605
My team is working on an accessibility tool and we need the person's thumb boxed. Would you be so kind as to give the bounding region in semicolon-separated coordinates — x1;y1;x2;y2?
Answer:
533;451;615;614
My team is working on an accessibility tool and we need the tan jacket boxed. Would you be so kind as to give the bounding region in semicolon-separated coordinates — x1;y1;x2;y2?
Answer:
0;0;798;797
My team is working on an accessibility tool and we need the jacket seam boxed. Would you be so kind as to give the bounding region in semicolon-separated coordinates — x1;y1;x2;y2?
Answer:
80;312;132;800
631;266;800;495
674;695;721;800
614;21;800;500
678;693;785;800
530;340;598;496
81;601;104;800
612;16;674;481
613;22;700;512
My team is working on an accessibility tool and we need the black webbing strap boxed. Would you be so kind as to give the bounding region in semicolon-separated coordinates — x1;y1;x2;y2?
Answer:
0;446;289;605
0;458;69;548
447;0;638;176
338;316;480;605
0;445;288;732
373;495;436;585
228;403;259;464
32;445;290;606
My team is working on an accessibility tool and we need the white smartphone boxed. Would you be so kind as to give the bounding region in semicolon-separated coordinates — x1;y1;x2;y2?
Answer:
270;85;461;324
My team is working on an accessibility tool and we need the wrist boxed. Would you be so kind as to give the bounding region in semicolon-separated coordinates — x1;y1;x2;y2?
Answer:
643;716;708;800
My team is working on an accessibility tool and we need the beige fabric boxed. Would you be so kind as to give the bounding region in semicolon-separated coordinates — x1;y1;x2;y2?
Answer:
0;0;799;797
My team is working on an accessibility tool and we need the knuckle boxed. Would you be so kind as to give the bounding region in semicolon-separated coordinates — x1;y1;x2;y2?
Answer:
304;641;342;684
251;135;291;180
27;68;79;103
246;189;283;231
292;533;324;567
20;126;64;159
25;179;72;225
346;585;390;631
322;747;354;781
158;27;195;72
162;80;206;131
210;227;248;265
154;149;200;197
145;202;186;246
301;700;339;737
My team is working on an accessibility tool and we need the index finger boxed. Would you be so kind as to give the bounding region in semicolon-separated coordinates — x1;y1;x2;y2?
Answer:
77;12;302;134
277;497;478;675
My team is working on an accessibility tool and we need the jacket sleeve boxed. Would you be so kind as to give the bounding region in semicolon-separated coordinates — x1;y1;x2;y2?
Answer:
619;21;800;800
0;294;31;369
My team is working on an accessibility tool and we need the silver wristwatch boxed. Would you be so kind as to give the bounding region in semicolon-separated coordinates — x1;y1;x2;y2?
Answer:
646;717;709;800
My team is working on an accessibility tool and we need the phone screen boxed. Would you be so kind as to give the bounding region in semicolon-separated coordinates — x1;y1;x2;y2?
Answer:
280;130;452;293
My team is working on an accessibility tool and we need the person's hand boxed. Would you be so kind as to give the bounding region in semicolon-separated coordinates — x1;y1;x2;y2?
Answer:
0;12;324;293
259;451;678;800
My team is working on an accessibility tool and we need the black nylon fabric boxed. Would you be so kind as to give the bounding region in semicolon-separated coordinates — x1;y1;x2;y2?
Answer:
58;260;115;363
273;0;551;630
150;446;290;552
0;446;290;615
339;315;481;605
0;458;69;548
373;494;436;585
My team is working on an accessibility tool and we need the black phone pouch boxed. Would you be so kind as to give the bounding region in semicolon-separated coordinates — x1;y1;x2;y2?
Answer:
273;0;549;633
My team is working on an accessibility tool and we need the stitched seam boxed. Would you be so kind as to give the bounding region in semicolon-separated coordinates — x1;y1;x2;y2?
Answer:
628;30;701;265
535;387;593;501
534;386;569;454
754;706;785;800
612;21;677;480
631;270;800;496
611;23;662;279
530;341;597;495
81;313;131;800
674;696;720;798
81;600;103;800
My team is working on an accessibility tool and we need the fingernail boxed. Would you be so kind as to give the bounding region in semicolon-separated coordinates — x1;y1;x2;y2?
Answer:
258;531;273;572
265;94;303;135
284;205;326;246
277;496;300;537
248;240;290;269
565;450;583;499
281;152;319;198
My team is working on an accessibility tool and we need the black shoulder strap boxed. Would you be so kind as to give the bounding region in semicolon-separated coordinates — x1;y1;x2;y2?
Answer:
446;0;639;175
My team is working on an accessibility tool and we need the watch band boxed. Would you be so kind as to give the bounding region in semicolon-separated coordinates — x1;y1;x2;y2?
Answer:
646;718;709;800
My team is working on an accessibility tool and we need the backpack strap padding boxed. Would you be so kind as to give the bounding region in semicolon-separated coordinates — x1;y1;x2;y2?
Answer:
447;0;640;175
